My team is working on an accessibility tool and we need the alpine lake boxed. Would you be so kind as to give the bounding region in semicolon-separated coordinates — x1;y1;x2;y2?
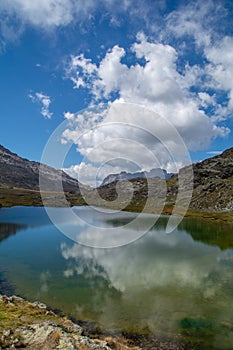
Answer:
0;206;233;349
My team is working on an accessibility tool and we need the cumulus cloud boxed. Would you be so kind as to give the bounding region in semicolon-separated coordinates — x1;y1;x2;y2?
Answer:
29;92;53;119
63;162;101;187
61;103;194;186
63;161;131;187
205;36;233;111
66;36;230;141
62;31;231;185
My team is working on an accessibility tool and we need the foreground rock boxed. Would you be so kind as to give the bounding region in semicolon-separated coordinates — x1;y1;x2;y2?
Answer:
0;295;140;350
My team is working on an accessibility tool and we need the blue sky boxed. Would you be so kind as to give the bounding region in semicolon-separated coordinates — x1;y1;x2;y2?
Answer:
0;0;232;185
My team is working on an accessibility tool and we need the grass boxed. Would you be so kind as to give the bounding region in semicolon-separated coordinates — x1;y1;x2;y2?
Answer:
184;208;233;224
1;185;232;224
0;296;63;333
0;186;86;208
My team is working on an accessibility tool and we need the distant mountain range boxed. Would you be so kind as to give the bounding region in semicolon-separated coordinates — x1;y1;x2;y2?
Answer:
101;168;173;186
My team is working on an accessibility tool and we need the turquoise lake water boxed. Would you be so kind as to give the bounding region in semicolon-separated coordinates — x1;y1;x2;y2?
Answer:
0;206;233;349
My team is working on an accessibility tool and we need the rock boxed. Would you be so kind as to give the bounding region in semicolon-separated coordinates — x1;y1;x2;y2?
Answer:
10;322;111;350
0;294;114;350
31;301;47;309
101;168;173;186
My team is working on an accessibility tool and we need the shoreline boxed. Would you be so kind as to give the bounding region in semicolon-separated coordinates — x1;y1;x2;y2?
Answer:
1;201;233;226
0;293;194;350
0;276;202;350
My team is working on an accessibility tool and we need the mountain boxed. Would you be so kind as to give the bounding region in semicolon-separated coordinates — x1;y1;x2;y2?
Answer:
101;168;173;186
0;144;232;213
0;145;80;192
186;147;233;211
96;148;233;213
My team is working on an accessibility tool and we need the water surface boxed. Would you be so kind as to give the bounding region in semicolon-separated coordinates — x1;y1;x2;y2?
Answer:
0;206;233;349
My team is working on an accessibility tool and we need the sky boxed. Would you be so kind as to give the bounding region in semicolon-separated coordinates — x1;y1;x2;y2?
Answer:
0;0;233;186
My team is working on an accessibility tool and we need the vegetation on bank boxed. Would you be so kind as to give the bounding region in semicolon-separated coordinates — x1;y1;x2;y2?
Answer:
0;185;233;226
1;293;233;350
0;295;142;350
0;146;232;220
0;185;86;208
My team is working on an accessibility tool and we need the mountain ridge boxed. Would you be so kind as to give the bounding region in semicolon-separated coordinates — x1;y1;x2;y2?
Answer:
0;144;81;192
0;144;232;214
101;168;173;186
96;147;233;213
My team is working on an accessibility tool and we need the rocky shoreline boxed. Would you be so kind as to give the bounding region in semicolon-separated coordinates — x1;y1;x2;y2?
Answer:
0;295;141;350
0;294;195;350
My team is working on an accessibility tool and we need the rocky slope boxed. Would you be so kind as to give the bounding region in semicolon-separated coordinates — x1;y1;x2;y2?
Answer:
0;145;80;192
96;148;233;213
180;148;233;211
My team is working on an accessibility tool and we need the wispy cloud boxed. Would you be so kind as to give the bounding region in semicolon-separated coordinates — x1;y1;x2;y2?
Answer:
29;92;53;119
0;0;132;35
206;151;222;155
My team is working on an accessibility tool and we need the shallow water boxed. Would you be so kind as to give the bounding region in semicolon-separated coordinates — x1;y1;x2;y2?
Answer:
0;206;233;349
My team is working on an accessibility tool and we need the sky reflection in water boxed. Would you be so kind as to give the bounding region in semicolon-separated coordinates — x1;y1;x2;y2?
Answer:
0;206;232;348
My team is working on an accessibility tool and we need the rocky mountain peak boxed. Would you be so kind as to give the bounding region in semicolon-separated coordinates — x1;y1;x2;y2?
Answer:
101;168;173;186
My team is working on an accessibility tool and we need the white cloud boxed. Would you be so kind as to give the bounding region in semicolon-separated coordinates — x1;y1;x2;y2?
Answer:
0;0;133;34
61;103;193;187
0;0;79;28
165;0;224;48
205;36;233;110
206;151;222;155
63;162;100;187
164;0;233;120
198;92;215;107
64;111;75;120
29;92;52;119
63;161;131;187
62;30;232;185
65;36;229;143
66;54;98;90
